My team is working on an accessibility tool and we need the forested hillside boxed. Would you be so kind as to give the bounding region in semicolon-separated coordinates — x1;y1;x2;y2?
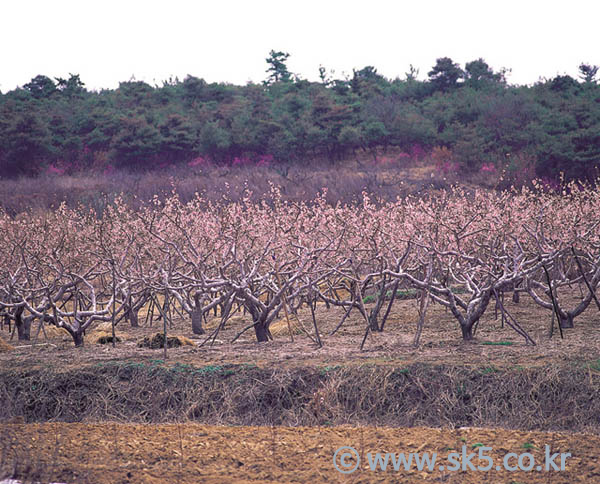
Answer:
1;52;599;182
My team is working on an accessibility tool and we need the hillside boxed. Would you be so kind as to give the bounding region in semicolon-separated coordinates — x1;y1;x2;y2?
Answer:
1;56;599;185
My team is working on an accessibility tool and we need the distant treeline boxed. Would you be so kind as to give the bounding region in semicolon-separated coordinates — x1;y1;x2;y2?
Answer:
0;53;599;181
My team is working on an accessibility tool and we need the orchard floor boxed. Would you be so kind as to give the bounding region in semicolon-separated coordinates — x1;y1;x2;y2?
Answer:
1;288;600;371
2;423;599;484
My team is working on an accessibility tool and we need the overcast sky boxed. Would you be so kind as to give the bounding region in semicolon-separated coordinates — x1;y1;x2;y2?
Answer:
1;0;599;92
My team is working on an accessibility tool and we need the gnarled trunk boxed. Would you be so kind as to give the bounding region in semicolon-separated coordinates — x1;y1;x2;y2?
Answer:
368;313;381;332
191;307;205;335
62;325;85;347
253;322;270;343
559;313;574;329
129;309;139;328
461;324;474;341
15;307;30;341
2;313;10;332
72;331;84;347
458;291;492;342
249;305;271;342
125;297;139;328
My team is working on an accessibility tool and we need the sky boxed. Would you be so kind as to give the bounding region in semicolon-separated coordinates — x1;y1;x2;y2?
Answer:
1;0;599;92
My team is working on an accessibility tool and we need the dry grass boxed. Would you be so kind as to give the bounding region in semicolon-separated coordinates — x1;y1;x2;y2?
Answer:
0;336;13;353
39;325;71;340
268;318;304;337
92;331;122;344
0;152;454;216
92;322;116;333
137;333;195;349
2;361;599;431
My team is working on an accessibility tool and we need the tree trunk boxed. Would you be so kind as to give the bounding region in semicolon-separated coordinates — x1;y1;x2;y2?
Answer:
413;289;430;347
559;313;574;329
254;321;270;342
72;330;84;347
191;307;205;335
125;297;139;328
15;308;30;341
367;278;388;332
16;320;31;341
368;313;381;332
129;309;139;328
2;314;10;332
461;323;474;341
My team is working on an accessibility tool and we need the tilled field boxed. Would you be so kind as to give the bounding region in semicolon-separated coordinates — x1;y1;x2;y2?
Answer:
1;423;599;483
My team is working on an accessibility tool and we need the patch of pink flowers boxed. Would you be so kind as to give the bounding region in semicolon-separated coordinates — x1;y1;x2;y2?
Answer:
377;155;396;165
410;144;426;159
47;163;66;175
479;163;497;174
438;160;460;174
232;156;253;167
256;154;274;167
188;156;211;167
103;165;115;176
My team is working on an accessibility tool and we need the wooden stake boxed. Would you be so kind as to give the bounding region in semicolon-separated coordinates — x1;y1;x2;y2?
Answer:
541;259;563;339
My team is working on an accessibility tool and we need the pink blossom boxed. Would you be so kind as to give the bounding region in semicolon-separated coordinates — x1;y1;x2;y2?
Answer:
188;156;210;167
256;154;274;167
439;160;460;174
480;163;497;174
410;144;426;159
47;164;66;175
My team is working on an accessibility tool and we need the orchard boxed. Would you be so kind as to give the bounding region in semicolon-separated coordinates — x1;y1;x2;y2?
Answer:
1;182;598;350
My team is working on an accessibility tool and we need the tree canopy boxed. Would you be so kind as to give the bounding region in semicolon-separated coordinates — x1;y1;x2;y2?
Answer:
1;54;599;182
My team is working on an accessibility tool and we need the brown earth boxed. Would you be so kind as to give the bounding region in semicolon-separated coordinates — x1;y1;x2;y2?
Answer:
1;423;598;484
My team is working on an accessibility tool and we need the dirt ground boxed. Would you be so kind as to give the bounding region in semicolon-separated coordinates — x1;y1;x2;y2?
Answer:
1;423;598;484
1;288;599;371
2;290;599;483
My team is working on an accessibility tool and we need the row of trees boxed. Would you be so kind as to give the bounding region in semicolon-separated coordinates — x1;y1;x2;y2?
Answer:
0;54;599;181
1;184;599;347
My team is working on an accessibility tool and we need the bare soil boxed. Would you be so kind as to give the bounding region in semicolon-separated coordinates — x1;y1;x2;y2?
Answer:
1;423;599;483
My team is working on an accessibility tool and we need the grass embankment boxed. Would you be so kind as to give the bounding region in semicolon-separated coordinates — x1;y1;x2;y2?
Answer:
2;361;599;432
